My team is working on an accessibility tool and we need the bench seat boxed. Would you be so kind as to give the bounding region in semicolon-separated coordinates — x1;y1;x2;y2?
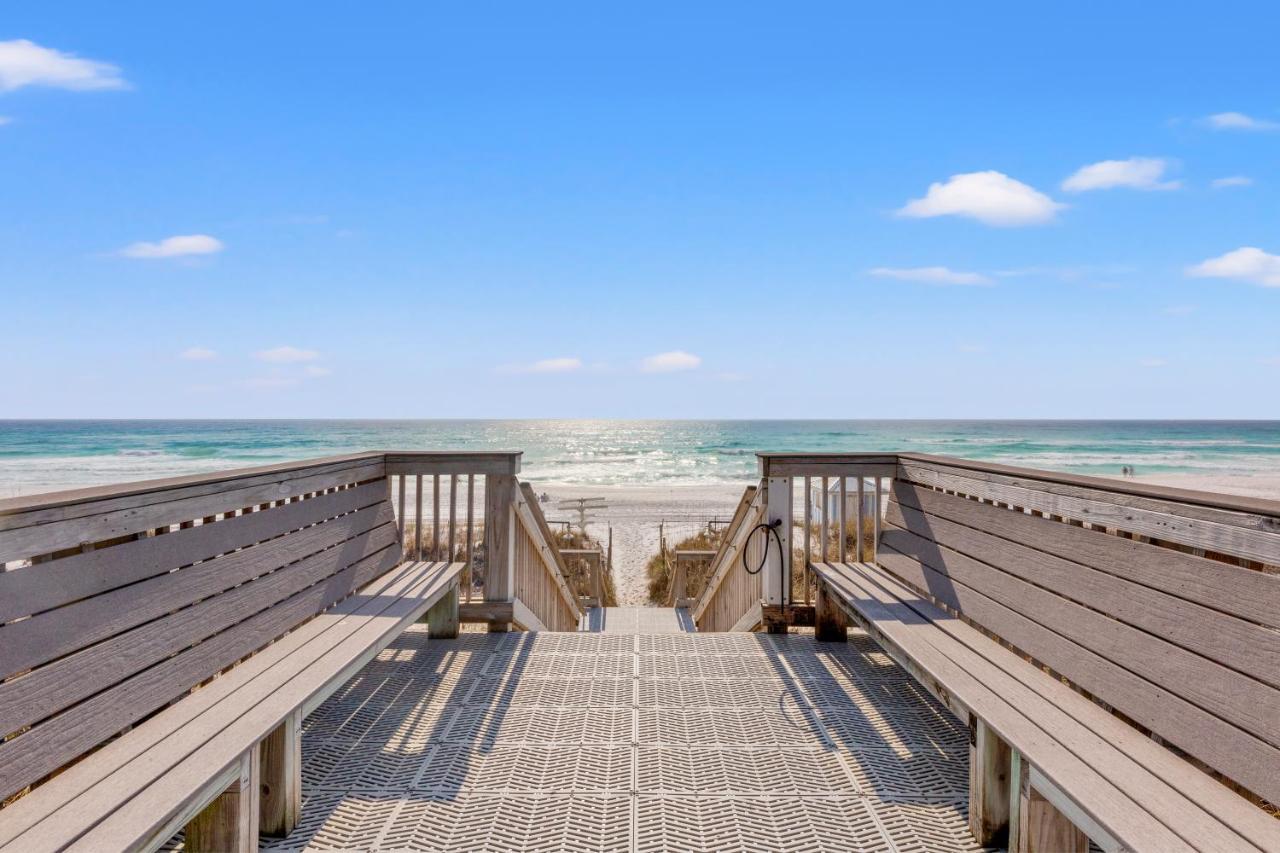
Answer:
814;560;1280;852
0;559;462;853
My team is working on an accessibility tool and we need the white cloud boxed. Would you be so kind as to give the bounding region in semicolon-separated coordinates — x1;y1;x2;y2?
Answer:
1139;357;1167;368
897;171;1064;227
1062;157;1181;192
304;365;332;377
119;234;223;259
640;350;701;373
1186;247;1280;288
0;39;126;92
179;346;217;361
869;266;992;286
498;357;583;374
256;345;321;363
1211;176;1253;189
1203;112;1279;132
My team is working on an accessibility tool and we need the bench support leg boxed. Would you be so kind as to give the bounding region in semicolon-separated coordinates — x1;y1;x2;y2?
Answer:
424;584;460;639
186;748;260;853
1014;756;1089;853
260;710;302;838
814;581;848;642
968;718;1011;846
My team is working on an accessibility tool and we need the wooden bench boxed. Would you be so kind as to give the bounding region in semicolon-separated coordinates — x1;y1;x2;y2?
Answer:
0;453;465;852
809;454;1280;852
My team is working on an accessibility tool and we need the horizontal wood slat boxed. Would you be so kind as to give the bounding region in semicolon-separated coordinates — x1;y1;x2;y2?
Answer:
893;480;1280;629
0;521;399;738
876;523;1280;805
899;459;1280;566
0;501;395;680
0;537;402;802
0;459;385;563
889;484;1280;688
0;480;388;625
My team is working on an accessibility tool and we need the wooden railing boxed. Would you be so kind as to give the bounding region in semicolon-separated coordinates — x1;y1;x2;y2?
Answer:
690;485;763;632
559;548;612;607
511;483;581;631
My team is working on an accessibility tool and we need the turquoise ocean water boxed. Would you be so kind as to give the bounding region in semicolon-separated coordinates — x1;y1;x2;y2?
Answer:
2;420;1280;498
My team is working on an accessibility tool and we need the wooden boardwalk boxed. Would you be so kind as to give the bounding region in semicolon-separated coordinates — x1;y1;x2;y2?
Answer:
215;621;980;852
582;606;696;634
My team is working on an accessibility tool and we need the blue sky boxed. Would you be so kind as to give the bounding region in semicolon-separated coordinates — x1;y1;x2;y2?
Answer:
3;2;1278;418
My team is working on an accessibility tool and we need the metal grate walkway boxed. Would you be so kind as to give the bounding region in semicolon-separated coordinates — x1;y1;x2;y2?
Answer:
582;606;696;634
247;625;980;852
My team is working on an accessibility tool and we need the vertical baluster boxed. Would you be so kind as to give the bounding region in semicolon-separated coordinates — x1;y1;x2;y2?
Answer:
397;475;406;546
820;476;829;563
432;475;441;561
856;476;865;562
803;476;811;605
414;474;424;561
874;476;883;553
465;474;475;602
838;475;847;563
449;473;458;562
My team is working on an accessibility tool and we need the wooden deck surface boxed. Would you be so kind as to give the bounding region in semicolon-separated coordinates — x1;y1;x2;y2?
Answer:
162;621;982;852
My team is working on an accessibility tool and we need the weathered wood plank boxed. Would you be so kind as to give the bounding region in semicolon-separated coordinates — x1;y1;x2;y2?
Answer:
894;479;1280;628
0;460;385;563
0;542;403;802
258;710;301;838
900;459;1280;565
183;748;259;853
878;517;1280;745
27;561;460;853
424;584;459;639
0;521;399;738
814;579;848;642
382;452;521;476
875;529;1280;806
0;480;387;624
0;502;395;680
970;718;1011;847
888;488;1280;687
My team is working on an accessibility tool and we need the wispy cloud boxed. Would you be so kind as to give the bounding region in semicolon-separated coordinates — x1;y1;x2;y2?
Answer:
1211;176;1253;189
1139;357;1167;368
499;357;584;374
179;346;217;361
0;39;127;92
304;365;332;378
1062;157;1181;192
897;171;1063;227
1202;112;1279;132
255;345;321;363
119;234;223;259
869;266;992;286
640;350;701;373
1187;247;1280;288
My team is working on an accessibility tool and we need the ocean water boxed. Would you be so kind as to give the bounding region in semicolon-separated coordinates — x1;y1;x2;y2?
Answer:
2;420;1279;497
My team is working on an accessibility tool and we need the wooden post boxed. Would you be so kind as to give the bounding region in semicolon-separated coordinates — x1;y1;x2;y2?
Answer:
1016;759;1089;853
814;578;847;642
259;710;301;837
424;583;460;639
670;556;687;607
186;748;259;853
969;718;1011;847
484;474;516;632
763;477;792;631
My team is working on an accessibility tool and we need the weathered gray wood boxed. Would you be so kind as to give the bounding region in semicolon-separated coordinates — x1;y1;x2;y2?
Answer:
877;518;1280;752
424;583;459;639
484;474;516;631
382;451;521;476
0;501;395;680
1019;770;1089;853
814;579;847;642
184;749;259;853
894;479;1280;628
0;541;402;803
899;458;1280;565
888;488;1280;687
0;520;399;737
0;559;425;847
812;563;1202;851
0;457;385;562
970;718;1011;847
844;558;1280;852
258;710;301;838
0;480;387;624
755;453;898;479
459;601;514;623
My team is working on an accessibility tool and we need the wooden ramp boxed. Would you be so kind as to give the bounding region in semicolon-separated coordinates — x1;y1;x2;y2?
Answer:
582;606;695;634
195;623;981;852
